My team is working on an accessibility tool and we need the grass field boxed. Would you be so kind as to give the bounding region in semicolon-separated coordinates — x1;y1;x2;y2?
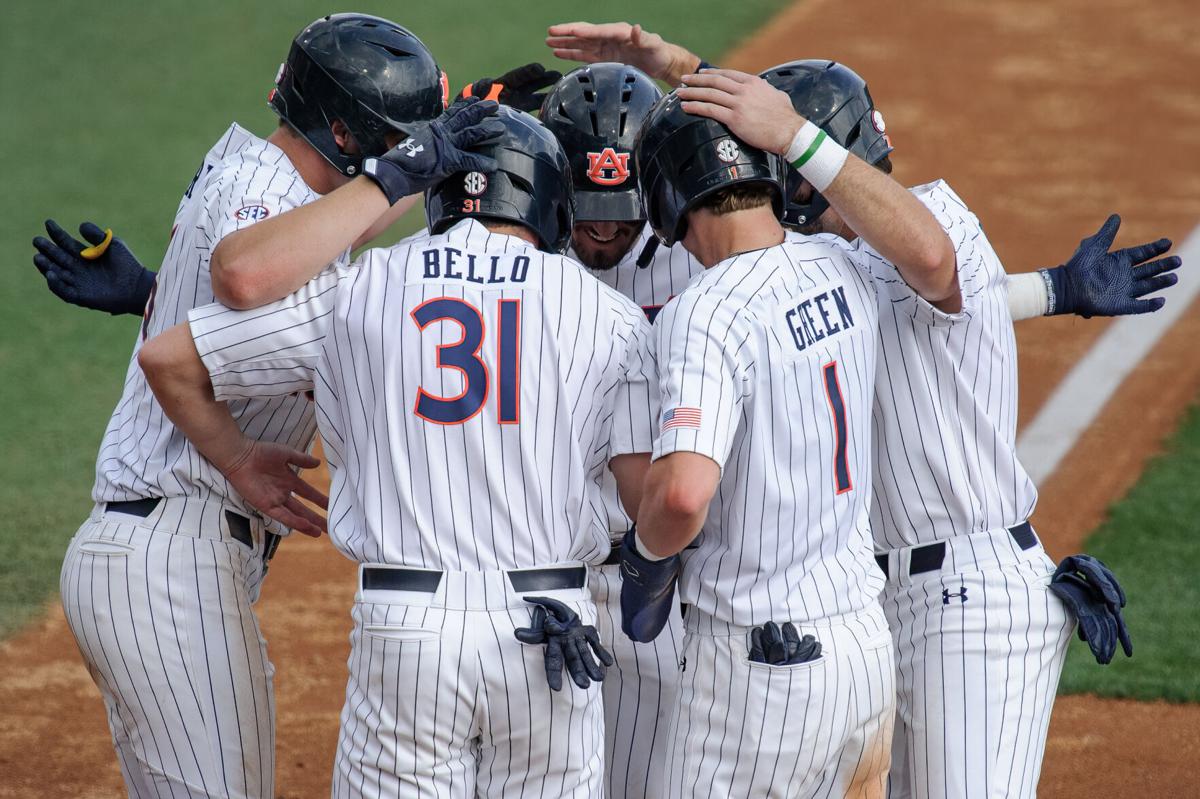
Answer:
1057;403;1200;703
0;2;790;636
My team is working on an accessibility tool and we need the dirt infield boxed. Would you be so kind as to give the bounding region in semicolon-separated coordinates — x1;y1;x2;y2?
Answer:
3;0;1199;796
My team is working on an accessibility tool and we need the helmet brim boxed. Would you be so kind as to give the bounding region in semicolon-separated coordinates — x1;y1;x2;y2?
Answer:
573;190;643;223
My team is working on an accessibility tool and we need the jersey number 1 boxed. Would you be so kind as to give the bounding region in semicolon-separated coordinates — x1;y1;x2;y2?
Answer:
822;361;853;494
411;297;520;425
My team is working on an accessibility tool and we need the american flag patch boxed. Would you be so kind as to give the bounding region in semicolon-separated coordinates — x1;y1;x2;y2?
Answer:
662;407;702;432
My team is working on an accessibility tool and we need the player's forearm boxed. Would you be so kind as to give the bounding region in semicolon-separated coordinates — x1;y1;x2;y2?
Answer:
635;453;719;557
353;193;420;250
821;155;960;310
211;177;390;309
610;453;652;520
138;323;254;474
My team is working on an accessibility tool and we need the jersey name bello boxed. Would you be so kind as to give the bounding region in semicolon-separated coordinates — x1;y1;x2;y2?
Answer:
421;246;532;285
782;283;857;354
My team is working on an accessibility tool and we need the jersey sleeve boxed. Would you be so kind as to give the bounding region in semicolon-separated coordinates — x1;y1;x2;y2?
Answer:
607;308;659;458
187;263;344;400
197;156;312;249
839;181;989;327
651;289;752;469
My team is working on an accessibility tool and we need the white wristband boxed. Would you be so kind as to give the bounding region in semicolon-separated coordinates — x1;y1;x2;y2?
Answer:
1005;271;1051;321
785;120;849;193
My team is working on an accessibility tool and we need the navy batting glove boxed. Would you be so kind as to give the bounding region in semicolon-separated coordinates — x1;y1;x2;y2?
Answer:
1049;554;1132;665
748;621;821;665
458;62;563;113
33;220;155;316
363;98;505;205
515;596;612;691
618;527;682;643
1042;214;1182;318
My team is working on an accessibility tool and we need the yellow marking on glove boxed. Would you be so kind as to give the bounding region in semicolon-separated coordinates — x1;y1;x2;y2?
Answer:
80;228;113;260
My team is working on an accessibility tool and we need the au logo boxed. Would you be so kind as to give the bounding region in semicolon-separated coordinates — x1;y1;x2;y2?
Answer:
463;171;488;195
586;148;631;186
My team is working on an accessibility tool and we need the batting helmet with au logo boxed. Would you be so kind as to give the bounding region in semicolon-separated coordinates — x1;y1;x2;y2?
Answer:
539;62;663;222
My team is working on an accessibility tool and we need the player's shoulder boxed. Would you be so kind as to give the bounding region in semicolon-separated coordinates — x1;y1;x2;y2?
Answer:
910;179;981;230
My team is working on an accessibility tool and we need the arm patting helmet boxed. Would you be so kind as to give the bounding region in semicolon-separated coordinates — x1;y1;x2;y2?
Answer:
760;60;893;227
425;106;575;254
269;14;448;177
635;93;787;247
539;63;663;222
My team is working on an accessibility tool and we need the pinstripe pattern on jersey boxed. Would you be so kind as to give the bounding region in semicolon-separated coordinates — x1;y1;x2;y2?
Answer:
60;506;274;799
666;604;894;798
189;219;652;572
93;124;323;532
649;239;885;627
809;180;1037;550
571;225;706;319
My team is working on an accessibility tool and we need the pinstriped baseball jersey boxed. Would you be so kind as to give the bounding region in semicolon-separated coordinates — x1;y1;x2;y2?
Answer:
650;238;885;627
571;225;705;323
807;180;1037;550
571;227;705;542
188;218;655;571
93;123;331;530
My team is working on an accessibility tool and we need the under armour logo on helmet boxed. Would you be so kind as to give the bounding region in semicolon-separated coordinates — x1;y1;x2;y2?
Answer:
715;138;740;163
943;587;968;605
463;171;488;196
399;137;425;159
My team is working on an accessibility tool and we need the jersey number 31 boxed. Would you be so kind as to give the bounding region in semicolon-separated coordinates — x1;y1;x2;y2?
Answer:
411;297;520;425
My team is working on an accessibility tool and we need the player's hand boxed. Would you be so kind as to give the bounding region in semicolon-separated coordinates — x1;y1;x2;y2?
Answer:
514;596;613;691
546;22;695;84
33;220;156;316
458;63;562;113
747;621;821;666
222;439;329;537
1049;554;1133;665
618;526;682;643
362;97;505;205
676;69;804;155
1042;215;1181;318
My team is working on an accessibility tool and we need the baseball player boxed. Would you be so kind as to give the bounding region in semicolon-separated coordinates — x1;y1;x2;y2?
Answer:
621;92;961;798
42;15;502;798
137;106;654;797
535;62;704;799
671;63;1168;797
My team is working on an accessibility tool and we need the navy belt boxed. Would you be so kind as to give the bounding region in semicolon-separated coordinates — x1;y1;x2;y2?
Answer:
603;542;622;566
874;522;1037;580
105;498;259;553
362;565;587;594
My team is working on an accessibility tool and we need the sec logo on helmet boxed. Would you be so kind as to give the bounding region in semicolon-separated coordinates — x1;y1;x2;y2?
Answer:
586;148;631;186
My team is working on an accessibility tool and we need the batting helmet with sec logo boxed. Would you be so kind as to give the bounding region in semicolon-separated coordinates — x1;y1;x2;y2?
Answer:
634;92;786;247
760;60;893;227
425;106;575;254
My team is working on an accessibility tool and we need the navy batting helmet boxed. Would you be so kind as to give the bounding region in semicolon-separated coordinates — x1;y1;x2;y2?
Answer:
539;63;663;222
761;60;893;227
425;106;575;253
269;14;447;177
634;93;786;247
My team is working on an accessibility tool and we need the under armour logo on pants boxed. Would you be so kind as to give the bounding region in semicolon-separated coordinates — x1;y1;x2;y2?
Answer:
943;587;968;605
